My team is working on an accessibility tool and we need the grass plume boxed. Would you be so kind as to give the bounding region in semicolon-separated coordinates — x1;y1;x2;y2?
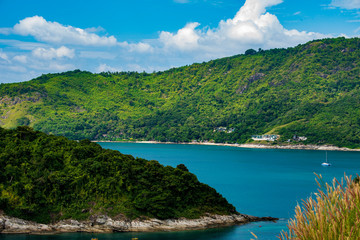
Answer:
279;173;360;240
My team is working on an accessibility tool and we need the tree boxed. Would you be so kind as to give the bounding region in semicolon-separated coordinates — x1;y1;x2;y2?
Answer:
245;49;257;55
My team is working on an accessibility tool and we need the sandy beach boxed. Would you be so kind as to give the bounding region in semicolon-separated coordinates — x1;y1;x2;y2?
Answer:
95;140;360;152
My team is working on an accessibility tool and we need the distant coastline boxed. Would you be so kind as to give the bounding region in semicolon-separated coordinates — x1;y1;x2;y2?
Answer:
95;140;360;152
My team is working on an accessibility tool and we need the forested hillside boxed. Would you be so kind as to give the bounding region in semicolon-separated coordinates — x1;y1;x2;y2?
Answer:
0;37;359;148
0;126;236;223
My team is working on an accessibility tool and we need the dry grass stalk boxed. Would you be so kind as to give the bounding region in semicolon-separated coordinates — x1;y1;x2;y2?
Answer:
279;174;360;240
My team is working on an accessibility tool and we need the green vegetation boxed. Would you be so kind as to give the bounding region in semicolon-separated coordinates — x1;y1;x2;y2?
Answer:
0;126;236;223
280;174;360;240
0;37;360;147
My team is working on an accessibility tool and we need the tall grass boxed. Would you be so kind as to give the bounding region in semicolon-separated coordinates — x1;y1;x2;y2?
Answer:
279;174;360;240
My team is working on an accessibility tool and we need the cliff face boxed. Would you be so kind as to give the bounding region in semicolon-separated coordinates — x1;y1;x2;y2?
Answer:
0;213;277;234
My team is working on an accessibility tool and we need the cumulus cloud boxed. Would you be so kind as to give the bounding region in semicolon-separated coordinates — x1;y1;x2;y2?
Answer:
12;16;117;46
156;0;326;59
160;22;201;51
32;46;75;60
330;0;360;9
0;0;331;83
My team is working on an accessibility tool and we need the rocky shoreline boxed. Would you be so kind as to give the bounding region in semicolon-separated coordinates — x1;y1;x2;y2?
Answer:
0;213;277;234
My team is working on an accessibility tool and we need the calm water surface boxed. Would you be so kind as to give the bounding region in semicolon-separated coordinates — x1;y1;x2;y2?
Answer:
2;143;359;240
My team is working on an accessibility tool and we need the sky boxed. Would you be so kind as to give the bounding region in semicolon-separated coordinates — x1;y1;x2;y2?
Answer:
0;0;359;83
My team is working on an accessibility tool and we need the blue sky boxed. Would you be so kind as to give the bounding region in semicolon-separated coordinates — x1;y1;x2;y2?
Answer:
0;0;359;83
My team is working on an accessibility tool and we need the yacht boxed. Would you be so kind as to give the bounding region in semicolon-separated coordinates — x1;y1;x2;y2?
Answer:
321;151;331;166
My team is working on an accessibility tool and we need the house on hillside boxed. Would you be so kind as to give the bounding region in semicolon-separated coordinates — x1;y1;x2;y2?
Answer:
292;135;307;141
214;127;236;133
214;127;227;132
251;134;278;141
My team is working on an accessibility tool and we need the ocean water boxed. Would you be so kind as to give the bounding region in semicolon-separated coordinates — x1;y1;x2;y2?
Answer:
2;143;360;240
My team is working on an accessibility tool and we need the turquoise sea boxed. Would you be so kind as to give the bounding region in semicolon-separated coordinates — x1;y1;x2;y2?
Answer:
1;143;360;240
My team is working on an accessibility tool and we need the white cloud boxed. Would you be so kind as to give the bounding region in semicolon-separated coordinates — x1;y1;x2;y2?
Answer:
13;55;28;63
157;0;326;59
96;63;123;73
0;0;333;83
32;46;75;60
232;0;283;22
159;22;201;51
129;42;154;53
12;16;117;46
330;0;360;9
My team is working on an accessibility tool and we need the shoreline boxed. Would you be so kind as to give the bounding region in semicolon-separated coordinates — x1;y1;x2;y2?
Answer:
0;213;278;234
95;140;360;152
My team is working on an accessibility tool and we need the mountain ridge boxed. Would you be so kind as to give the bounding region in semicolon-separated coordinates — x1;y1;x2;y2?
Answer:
0;37;359;148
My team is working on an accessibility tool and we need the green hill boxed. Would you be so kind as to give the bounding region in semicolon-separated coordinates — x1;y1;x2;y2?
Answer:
0;37;360;148
0;126;236;223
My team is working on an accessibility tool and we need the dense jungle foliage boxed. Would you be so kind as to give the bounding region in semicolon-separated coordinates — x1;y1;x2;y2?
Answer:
0;37;360;148
0;126;236;223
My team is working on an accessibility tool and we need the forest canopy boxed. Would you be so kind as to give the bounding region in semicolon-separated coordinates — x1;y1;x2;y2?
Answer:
0;126;236;223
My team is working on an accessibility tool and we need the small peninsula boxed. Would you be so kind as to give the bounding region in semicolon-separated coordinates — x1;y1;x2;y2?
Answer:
0;127;277;233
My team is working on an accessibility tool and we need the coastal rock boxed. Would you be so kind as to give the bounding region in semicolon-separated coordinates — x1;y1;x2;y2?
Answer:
0;214;52;234
53;219;86;232
0;213;278;234
0;218;5;231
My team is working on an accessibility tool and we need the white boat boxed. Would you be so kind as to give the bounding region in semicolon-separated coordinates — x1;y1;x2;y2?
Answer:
321;151;331;166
